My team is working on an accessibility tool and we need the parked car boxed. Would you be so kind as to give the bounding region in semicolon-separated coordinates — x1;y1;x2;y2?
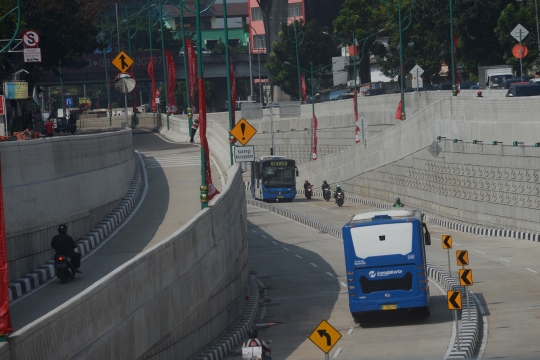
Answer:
503;78;529;89
423;85;439;91
337;93;355;100
459;82;476;89
529;77;540;84
364;88;386;96
438;82;452;90
506;83;540;97
470;84;480;90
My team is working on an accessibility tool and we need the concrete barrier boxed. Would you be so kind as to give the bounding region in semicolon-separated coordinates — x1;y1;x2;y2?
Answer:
3;131;134;282
5;164;247;360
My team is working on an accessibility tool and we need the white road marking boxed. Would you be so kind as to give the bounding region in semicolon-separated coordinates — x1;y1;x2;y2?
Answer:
526;268;538;273
326;272;335;277
261;235;267;238
252;230;257;233
454;243;462;246
474;250;486;254
295;255;303;259
310;263;318;267
347;327;354;335
271;241;277;245
322;207;327;210
340;282;347;288
283;247;290;251
499;258;511;263
332;348;342;358
144;156;200;169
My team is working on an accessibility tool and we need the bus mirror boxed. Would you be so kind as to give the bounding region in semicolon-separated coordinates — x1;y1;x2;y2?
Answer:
424;231;431;246
296;169;299;177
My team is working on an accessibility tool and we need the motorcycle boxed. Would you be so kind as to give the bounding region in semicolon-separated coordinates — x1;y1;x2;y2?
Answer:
336;191;344;207
323;188;331;201
54;254;75;284
305;185;313;200
242;340;272;360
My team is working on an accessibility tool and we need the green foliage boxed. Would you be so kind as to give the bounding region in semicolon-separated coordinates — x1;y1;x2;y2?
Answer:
158;80;216;113
266;19;338;100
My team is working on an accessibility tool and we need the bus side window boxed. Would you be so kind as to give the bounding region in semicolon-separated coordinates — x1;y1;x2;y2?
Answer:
422;223;431;245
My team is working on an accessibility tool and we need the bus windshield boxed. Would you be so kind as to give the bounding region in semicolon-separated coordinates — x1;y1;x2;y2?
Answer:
262;160;296;188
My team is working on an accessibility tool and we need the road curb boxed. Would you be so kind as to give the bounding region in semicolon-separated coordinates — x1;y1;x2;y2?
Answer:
195;276;260;360
8;151;145;301
246;197;481;360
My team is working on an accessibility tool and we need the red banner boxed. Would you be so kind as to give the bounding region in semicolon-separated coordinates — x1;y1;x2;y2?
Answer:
0;158;12;335
453;30;460;94
312;113;318;160
199;76;220;201
229;48;237;143
165;49;177;114
300;73;307;103
186;38;197;106
354;90;360;143
395;99;403;120
147;57;156;112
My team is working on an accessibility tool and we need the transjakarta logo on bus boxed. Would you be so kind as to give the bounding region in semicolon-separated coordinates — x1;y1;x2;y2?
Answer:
368;269;403;278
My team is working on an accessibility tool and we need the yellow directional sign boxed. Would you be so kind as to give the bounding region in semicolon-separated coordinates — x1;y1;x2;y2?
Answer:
459;269;473;286
442;235;453;249
230;118;257;146
447;290;462;310
456;250;469;266
112;51;134;72
308;320;342;354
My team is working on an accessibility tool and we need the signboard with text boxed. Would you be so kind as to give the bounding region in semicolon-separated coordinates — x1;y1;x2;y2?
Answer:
234;145;255;162
3;81;28;99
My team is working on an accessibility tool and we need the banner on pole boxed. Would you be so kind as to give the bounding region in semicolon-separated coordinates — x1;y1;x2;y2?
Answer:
312;113;318;160
186;39;197;106
147;57;156;112
199;76;220;201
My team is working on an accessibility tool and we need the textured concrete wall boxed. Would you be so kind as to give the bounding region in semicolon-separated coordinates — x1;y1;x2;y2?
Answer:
297;95;540;234
7;165;248;360
3;131;134;282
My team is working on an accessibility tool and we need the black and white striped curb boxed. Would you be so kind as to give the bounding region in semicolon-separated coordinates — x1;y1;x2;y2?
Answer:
9;151;145;301
246;196;481;360
196;276;260;360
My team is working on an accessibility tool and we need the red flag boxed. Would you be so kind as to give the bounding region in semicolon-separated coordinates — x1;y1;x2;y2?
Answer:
0;159;12;335
453;30;460;94
147;57;156;112
312;113;318;160
300;73;307;103
354;90;360;143
186;38;197;105
131;67;137;113
229;48;237;143
165;49;177;114
395;100;403;120
199;76;220;201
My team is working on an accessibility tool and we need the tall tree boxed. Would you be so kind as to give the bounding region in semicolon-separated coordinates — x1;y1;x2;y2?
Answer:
266;19;338;99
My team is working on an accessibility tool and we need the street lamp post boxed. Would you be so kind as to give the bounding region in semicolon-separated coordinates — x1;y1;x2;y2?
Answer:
248;38;253;99
179;0;193;133
223;0;235;166
101;22;112;126
449;0;457;96
398;0;406;119
158;0;169;129
241;22;263;104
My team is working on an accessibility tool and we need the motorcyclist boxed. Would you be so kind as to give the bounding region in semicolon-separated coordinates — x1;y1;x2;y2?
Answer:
322;180;331;192
242;329;271;358
51;224;82;273
333;185;344;202
303;179;312;191
393;197;404;207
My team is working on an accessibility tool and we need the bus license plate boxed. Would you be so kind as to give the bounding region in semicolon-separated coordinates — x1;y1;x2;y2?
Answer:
382;304;397;310
277;196;283;199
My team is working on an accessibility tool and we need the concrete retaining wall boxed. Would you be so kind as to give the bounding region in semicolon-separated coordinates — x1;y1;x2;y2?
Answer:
3;131;134;282
6;165;248;360
297;95;540;235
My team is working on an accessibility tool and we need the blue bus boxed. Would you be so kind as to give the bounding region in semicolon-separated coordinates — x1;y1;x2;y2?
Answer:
250;156;298;202
342;209;432;323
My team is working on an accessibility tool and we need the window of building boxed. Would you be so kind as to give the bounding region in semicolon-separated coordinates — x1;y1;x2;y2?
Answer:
252;7;262;21
254;35;266;49
288;3;303;18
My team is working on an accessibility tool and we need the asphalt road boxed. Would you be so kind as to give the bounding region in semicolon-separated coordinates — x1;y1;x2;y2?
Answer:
9;130;221;331
225;205;452;360
266;193;540;359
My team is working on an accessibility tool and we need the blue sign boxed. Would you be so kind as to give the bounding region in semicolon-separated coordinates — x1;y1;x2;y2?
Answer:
66;97;73;107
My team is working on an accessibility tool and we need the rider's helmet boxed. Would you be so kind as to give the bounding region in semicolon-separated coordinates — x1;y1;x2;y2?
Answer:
477;90;482;96
323;180;327;184
336;185;341;189
396;197;401;203
58;224;67;234
305;179;309;183
248;329;258;338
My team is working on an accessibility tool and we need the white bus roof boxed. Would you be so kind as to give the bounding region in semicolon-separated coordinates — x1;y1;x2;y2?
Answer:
352;210;414;222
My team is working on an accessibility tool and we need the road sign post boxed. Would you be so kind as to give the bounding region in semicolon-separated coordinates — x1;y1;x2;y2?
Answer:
230;118;257;146
308;320;342;358
112;51;134;73
409;65;424;92
442;235;452;274
447;290;463;351
511;24;529;82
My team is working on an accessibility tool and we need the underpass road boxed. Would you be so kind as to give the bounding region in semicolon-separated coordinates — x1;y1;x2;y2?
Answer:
273;194;540;359
225;207;451;360
10;130;220;331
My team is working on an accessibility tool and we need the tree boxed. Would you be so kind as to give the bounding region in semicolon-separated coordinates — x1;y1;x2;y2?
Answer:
266;19;338;100
495;3;540;75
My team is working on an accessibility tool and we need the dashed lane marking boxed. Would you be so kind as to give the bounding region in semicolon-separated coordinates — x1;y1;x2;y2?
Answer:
526;268;538;273
310;263;318;267
283;247;290;251
261;235;267;238
271;241;277;245
333;348;342;358
340;282;347;288
499;258;511;263
295;255;302;259
347;327;354;335
326;272;335;277
475;250;486;254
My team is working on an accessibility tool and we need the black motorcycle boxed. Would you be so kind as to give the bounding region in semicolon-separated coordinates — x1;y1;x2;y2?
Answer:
54;254;75;284
305;185;313;200
336;191;344;207
323;188;331;201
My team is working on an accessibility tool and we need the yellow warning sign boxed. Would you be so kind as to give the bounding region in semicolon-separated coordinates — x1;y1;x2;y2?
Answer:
456;250;469;266
442;235;452;249
112;51;134;72
459;269;473;286
447;290;462;310
308;320;342;354
230;118;257;146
